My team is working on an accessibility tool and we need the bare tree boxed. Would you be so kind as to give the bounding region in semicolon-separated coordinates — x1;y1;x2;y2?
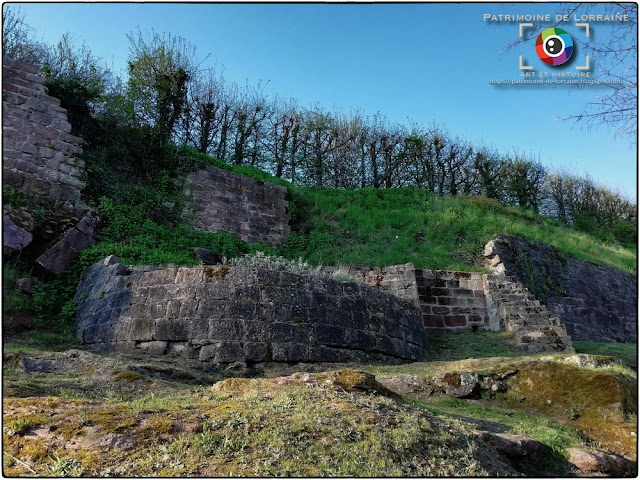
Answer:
261;97;303;181
543;171;579;223
299;107;338;187
184;67;228;154
324;112;363;188
231;82;269;166
214;82;238;161
506;3;637;140
367;114;387;189
2;5;47;63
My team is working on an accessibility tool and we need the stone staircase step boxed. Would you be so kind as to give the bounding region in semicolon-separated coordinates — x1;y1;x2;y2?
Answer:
484;273;573;354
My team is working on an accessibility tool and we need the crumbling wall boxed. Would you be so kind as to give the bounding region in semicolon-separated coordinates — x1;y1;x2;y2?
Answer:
323;263;419;305
74;256;428;363
485;234;637;343
184;166;291;247
2;56;86;205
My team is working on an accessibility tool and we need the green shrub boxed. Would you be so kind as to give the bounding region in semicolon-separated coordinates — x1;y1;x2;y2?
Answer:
83;225;249;267
611;221;637;245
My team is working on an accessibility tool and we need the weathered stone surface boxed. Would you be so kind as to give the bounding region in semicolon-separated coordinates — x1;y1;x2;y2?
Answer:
475;431;541;458
3;212;33;254
415;269;490;333
323;263;420;305
15;277;34;295
210;369;396;397
566;448;635;476
377;374;435;398
138;341;169;356
36;214;97;274
433;372;480;398
184;166;291;247
485;234;636;343
483;274;574;353
22;357;69;373
75;258;429;363
3;56;86;206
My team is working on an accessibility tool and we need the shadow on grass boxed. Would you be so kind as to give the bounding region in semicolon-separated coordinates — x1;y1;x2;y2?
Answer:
427;331;526;362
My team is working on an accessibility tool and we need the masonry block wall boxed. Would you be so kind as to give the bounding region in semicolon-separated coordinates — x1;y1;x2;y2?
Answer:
416;270;490;332
323;263;419;306
2;56;86;205
74;256;428;363
324;264;494;333
485;234;637;343
184;166;291;248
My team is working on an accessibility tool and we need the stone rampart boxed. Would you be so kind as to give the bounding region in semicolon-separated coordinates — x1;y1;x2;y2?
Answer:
74;256;428;363
184;166;291;247
485;234;637;343
2;56;86;205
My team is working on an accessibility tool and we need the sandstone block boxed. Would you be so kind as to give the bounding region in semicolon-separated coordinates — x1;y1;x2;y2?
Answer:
36;215;96;274
3;213;33;254
138;341;168;355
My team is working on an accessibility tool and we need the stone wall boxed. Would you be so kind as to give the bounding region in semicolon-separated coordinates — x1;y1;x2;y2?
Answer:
184;166;291;247
322;263;419;305
74;256;428;363
334;263;574;353
485;234;637;343
415;270;490;332
2;56;86;205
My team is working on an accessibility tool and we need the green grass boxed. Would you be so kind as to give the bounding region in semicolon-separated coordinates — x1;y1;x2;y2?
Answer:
574;342;638;370
426;331;525;361
4;331;77;352
279;188;636;273
177;146;292;190
1;375;516;476
2;258;36;328
412;396;585;475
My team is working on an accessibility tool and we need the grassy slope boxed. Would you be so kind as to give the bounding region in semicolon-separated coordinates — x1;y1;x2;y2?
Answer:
285;188;636;273
2;339;637;477
3;156;637;476
2;349;514;477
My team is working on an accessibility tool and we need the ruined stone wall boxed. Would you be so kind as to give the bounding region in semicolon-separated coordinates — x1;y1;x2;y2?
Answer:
485;234;637;343
322;263;419;305
415;270;490;332
74;256;428;363
2;56;86;205
184;166;291;247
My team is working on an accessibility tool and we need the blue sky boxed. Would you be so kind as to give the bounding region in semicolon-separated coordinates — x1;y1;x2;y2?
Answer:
9;2;638;199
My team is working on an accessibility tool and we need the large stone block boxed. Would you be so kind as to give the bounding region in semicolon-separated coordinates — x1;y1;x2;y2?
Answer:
36;214;96;274
209;319;243;342
199;342;244;362
3;211;33;254
314;324;350;347
153;318;192;341
271;343;308;362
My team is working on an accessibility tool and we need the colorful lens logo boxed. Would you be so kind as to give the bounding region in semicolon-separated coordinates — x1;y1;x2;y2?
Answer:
535;27;573;66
